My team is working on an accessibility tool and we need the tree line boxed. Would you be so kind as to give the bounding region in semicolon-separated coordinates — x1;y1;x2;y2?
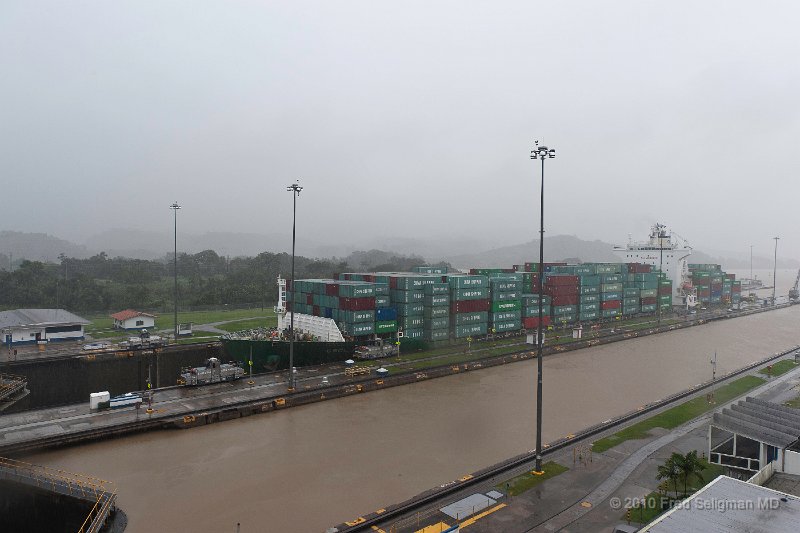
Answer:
0;249;443;313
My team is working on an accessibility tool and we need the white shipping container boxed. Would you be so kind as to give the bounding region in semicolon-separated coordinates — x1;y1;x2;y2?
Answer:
90;391;110;410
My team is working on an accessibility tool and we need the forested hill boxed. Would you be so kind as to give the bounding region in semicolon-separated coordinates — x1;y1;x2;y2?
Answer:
0;249;438;313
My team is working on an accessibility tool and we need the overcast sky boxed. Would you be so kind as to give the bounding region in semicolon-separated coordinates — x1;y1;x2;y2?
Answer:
2;1;798;259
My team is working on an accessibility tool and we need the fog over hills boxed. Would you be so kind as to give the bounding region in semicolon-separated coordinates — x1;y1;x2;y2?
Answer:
1;230;796;271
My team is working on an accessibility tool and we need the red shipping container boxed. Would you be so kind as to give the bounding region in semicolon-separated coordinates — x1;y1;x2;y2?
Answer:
601;300;621;309
450;299;490;313
339;297;376;311
726;273;736;280
306;294;314;305
658;287;672;295
286;279;293;291
545;275;579;286
325;284;339;296
732;286;741;293
545;285;579;296
551;294;578;306
364;275;375;282
530;282;541;293
312;305;320;316
523;316;552;329
640;297;657;305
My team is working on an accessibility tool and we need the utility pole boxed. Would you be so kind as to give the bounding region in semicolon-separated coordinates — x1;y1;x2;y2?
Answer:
170;202;181;341
773;237;779;305
750;244;753;281
530;140;556;474
287;182;303;391
709;351;717;403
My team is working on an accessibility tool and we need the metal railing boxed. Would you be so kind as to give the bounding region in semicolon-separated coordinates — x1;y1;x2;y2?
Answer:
0;456;116;532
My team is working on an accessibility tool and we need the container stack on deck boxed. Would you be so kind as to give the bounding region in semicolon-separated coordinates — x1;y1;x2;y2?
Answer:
448;274;489;338
388;274;430;341
282;259;745;343
487;273;523;333
423;280;450;341
688;264;738;306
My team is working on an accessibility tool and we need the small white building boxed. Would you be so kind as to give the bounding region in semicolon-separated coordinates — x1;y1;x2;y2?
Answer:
0;309;90;345
110;310;156;330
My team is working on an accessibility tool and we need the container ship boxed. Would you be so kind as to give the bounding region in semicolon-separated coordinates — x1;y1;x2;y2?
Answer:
220;226;743;368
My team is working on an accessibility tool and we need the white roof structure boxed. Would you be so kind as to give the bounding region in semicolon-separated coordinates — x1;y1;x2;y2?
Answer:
0;309;90;329
640;475;800;532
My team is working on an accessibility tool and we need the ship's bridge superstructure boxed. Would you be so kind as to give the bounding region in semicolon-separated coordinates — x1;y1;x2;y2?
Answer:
613;223;695;307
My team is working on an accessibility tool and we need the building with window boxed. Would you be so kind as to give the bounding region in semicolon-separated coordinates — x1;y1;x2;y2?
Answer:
110;310;156;330
0;309;89;345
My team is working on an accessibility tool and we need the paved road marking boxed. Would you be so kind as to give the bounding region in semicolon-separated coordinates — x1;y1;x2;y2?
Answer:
459;503;506;528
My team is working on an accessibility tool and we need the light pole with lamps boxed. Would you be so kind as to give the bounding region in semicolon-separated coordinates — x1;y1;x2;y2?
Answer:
531;141;555;474
773;237;779;305
169;202;181;342
287;182;303;391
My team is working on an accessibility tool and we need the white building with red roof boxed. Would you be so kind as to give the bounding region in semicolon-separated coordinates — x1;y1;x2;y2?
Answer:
110;310;156;330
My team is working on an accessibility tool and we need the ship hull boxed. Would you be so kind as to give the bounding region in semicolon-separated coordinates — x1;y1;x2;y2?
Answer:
220;339;357;372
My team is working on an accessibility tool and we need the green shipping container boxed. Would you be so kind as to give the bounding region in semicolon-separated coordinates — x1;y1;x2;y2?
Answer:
580;294;599;304
601;308;620;318
455;323;488;338
452;311;489;325
595;264;622;274
522;306;551;318
348;322;375;336
601;274;623;283
623;287;640;297
340;310;375;323
423;294;449;307
390;290;425;304
400;316;424;330
396;303;424;316
423;306;449;319
623;297;639;307
601;292;622;301
424;283;450;295
579;302;600;312
658;295;673;303
338;283;376;298
375;320;398;333
641;304;657;313
453;287;489;301
492;321;521;333
521;294;552;306
404;328;424;340
491;290;520;301
490;310;522;323
423;317;449;330
575;265;597;275
394;276;435;291
579;310;599;320
553;314;577;324
639;288;657;298
375;295;391;308
447;275;488;290
373;283;389;295
601;283;623;292
490;279;522;292
491;300;521;312
580;275;601;286
552;305;577;315
424;328;450;341
580;286;600;295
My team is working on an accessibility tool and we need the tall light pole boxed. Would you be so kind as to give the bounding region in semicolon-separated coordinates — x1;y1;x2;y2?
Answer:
531;141;555;473
287;182;303;391
773;236;779;305
750;245;754;281
170;202;181;341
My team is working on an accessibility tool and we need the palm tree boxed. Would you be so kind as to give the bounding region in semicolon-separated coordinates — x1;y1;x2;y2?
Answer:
656;455;681;498
678;450;706;495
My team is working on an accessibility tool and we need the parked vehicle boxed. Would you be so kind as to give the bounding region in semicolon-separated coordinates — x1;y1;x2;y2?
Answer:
178;357;244;386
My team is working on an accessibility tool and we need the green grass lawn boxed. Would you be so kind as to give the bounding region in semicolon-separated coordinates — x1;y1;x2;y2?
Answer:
785;396;800;409
496;461;569;496
593;375;766;453
85;308;276;340
758;359;799;377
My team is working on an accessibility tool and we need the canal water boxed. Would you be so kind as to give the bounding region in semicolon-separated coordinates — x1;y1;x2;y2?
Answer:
25;304;800;532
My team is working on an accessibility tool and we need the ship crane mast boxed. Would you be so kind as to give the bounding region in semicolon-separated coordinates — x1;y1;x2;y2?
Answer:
789;269;800;300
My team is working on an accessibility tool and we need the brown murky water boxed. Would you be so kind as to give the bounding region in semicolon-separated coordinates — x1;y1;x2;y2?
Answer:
25;304;800;533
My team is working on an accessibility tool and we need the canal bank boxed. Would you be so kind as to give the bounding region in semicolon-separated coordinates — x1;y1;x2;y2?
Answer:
1;303;794;456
